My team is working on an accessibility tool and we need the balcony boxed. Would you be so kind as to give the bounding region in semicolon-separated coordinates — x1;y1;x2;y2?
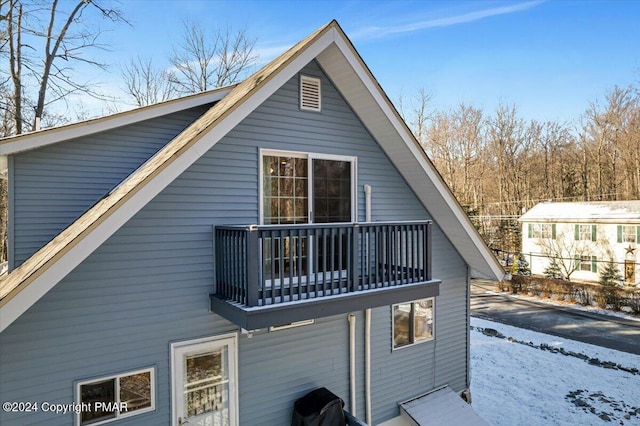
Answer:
210;221;440;329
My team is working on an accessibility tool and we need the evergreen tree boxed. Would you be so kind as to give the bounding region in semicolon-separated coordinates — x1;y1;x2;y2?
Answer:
511;252;531;276
598;259;622;308
599;260;622;287
544;259;563;279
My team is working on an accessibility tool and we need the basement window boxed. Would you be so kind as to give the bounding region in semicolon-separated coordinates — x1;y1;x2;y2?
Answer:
575;255;597;273
393;298;434;349
76;367;155;425
300;75;321;112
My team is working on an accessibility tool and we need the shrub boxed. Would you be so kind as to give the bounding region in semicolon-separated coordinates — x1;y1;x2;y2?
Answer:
570;285;593;306
597;260;623;308
544;259;564;280
599;260;623;287
511;253;531;276
509;274;527;294
624;291;640;314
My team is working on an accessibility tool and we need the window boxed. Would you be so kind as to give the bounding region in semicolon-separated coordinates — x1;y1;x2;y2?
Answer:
76;368;154;425
262;153;309;225
575;224;596;241
261;151;354;225
575;255;597;273
619;225;639;243
393;298;434;349
528;223;555;239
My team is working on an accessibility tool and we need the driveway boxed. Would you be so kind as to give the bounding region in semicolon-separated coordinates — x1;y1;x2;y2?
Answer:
471;280;640;355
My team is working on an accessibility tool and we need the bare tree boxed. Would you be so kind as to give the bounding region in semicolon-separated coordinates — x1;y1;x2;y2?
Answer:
486;103;529;217
408;88;433;144
534;228;598;281
169;21;257;95
121;56;176;107
1;0;126;134
580;85;638;201
5;0;23;134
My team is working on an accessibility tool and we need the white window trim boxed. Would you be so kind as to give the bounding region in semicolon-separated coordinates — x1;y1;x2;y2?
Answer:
577;255;597;272
258;148;358;225
170;333;239;426
392;297;435;351
622;225;637;243
531;223;553;239
577;224;592;241
75;367;156;426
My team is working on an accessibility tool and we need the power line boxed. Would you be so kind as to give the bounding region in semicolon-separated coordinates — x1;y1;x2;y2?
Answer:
460;192;631;209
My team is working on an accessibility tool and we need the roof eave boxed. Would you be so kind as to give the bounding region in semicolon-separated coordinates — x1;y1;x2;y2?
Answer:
0;85;236;155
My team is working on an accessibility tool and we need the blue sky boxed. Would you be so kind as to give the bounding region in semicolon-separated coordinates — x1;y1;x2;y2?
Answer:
96;0;640;124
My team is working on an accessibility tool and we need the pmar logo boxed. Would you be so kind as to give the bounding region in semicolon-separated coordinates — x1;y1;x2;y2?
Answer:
94;402;128;412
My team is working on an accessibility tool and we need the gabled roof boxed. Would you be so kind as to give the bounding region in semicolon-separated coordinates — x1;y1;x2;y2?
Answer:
520;201;640;223
0;85;235;155
0;20;503;333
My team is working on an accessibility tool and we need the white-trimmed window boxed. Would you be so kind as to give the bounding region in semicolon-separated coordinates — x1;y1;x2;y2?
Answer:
576;255;597;273
260;150;356;225
393;298;434;349
76;367;155;425
620;225;639;243
575;224;596;241
528;223;555;239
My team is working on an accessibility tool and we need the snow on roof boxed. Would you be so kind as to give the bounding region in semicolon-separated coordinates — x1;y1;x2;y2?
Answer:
519;201;640;223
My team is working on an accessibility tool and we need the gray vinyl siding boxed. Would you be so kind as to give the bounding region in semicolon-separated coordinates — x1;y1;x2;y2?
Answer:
369;224;469;423
238;314;361;425
9;105;212;269
0;61;468;425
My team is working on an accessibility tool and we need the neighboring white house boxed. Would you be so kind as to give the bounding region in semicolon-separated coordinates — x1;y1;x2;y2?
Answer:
519;201;640;286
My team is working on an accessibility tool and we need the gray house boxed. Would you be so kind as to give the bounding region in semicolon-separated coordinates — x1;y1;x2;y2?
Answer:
0;21;502;426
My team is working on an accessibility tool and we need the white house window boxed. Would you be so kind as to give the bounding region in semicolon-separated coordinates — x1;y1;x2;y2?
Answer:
76;367;155;425
576;255;597;273
621;225;638;243
529;223;554;239
393;298;434;349
575;224;596;241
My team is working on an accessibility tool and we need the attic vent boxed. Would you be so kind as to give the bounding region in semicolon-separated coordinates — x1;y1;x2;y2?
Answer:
300;75;321;111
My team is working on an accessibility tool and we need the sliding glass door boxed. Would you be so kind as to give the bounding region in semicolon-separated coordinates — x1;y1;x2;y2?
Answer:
261;150;355;282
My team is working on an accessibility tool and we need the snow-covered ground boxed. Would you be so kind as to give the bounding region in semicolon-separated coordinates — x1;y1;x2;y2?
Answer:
470;317;640;425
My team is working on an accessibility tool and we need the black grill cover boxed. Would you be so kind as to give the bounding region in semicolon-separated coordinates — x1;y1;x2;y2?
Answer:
291;387;346;426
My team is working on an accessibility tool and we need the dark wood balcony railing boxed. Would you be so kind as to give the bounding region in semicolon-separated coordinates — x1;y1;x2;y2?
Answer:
214;221;432;307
